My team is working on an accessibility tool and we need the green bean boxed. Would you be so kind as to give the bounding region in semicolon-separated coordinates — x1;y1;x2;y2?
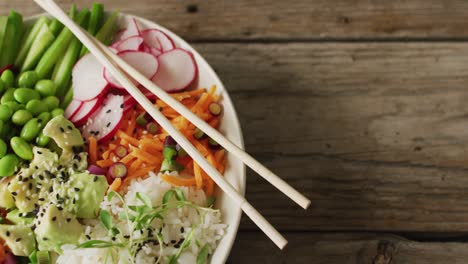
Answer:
80;2;104;56
25;99;48;116
35;79;56;97
0;154;19;177
14;16;50;69
13;88;40;104
11;109;32;126
42;96;60;111
95;11;119;46
0;11;23;67
21;23;55;72
37;112;51;128
60;85;73;109
17;71;38;88
1;70;14;88
48;18;63;37
36;131;50;147
20;118;41;141
51;108;64;117
10;137;33;160
0;139;6;159
0;105;12;121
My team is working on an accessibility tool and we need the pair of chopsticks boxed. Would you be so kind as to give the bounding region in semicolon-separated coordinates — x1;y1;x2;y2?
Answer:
34;0;310;249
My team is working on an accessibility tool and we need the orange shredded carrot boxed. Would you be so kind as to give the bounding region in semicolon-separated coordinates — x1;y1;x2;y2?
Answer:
131;148;162;165
129;159;144;172
209;118;220;128
161;173;196;186
117;130;139;146
120;154;135;165
88;137;98;164
109;178;122;192
96;159;114;168
125;111;137;135
205;175;215;196
171;88;206;100
191;139;210;156
127;166;156;181
193;162;203;189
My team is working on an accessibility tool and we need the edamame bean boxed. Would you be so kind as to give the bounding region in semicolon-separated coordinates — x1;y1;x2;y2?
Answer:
37;112;51;128
13;88;40;104
25;99;48;116
12;109;33;126
1;88;15;104
35;79;56;97
36;131;50;147
17;71;38;88
42;96;60;111
0;154;19;177
3;102;23;112
0;105;12;121
51;108;64;117
0;79;5;95
10;137;33;160
20;118;41;141
1;70;14;88
0;139;6;159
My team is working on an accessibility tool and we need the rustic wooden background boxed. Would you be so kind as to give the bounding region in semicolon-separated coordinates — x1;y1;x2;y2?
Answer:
8;0;468;263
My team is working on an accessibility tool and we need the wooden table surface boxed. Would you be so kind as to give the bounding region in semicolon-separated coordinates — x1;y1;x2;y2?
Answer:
8;0;468;263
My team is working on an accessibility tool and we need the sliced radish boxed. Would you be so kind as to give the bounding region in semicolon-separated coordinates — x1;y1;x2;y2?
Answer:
70;97;102;126
72;53;109;101
65;99;83;120
114;28;127;42
150;47;162;56
141;29;175;52
112;36;144;52
118;18;141;40
104;51;159;89
81;94;124;142
152;49;198;92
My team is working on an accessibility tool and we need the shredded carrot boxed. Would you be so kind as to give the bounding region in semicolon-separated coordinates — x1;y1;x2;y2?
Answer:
161;173;196;186
209;118;220;128
116;130;139;146
193;162;203;189
171;88;206;101
88;137;98;164
120;154;135;165
205;175;215;196
131;148;162;165
109;178;122;192
96;159;114;168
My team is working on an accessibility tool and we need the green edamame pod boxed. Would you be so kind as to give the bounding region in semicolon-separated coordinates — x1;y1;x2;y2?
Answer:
0;79;6;95
1;70;14;88
0;154;19;177
11;109;32;126
17;71;38;88
2;101;22;112
13;88;40;104
36;131;50;147
10;137;33;160
0;138;6;158
0;104;12;121
37;112;51;128
51;108;64;117
42;96;60;111
0;88;15;104
20;118;41;141
25;99;48;116
35;79;57;97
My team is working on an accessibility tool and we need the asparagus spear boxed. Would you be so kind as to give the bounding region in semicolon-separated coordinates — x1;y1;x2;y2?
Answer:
80;2;104;57
48;18;63;36
0;17;8;64
0;11;23;67
35;9;89;79
14;16;50;70
95;11;119;46
21;24;55;72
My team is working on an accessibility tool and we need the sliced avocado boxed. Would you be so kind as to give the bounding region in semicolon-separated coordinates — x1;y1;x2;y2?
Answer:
30;147;59;167
6;209;34;225
34;204;84;252
59;149;87;171
0;178;15;209
7;175;38;213
0;224;35;256
43;116;84;150
69;173;108;218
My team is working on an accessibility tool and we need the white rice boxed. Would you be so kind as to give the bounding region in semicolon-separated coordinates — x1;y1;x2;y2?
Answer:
57;171;226;264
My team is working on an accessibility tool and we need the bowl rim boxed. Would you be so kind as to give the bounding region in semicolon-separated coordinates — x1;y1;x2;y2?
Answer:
25;12;247;263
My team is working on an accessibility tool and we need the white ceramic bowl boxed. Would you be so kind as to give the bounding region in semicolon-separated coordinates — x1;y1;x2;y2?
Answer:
26;12;246;264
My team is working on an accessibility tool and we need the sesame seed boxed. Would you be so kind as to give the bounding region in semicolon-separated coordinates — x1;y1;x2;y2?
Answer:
93;176;98;182
60;127;65;133
74;187;80;192
67;125;73;130
52;217;56;221
15;238;21;242
6;231;10;237
106;109;111;114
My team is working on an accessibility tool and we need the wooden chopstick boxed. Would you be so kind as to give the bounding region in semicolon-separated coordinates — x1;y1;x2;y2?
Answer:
34;0;288;249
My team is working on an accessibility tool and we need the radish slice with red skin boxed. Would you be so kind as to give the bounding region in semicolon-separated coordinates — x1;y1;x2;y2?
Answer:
113;36;144;52
104;51;159;90
71;97;102;126
150;47;162;56
72;53;109;101
65;99;83;120
141;29;174;52
81;94;124;142
118;18;142;40
114;28;127;42
152;49;198;92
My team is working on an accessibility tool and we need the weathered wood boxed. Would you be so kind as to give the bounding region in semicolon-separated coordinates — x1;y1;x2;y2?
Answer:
7;0;468;40
191;43;468;231
230;232;468;263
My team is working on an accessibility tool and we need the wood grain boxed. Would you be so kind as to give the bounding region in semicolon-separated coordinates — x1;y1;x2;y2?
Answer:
230;232;468;263
6;0;468;40
191;43;468;231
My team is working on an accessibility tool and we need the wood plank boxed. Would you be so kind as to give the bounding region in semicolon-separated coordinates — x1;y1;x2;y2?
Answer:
229;232;468;263
190;43;468;231
6;0;468;40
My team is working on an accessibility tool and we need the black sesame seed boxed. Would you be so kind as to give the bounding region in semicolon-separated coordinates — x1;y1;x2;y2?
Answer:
93;176;98;182
74;187;80;192
106;122;111;127
67;125;73;130
57;207;63;211
52;217;56;221
86;235;91;240
66;218;71;222
59;127;65;133
36;150;42;155
28;183;33;190
43;237;48;241
174;244;180;249
18;175;23;181
6;231;10;237
38;198;45;202
49;186;53;192
39;175;44;180
112;237;116;241
11;192;17;196
106;109;111;114
171;240;177;244
35;166;39;170
15;238;21;242
120;104;124;109
124;235;130;239
180;227;184;233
